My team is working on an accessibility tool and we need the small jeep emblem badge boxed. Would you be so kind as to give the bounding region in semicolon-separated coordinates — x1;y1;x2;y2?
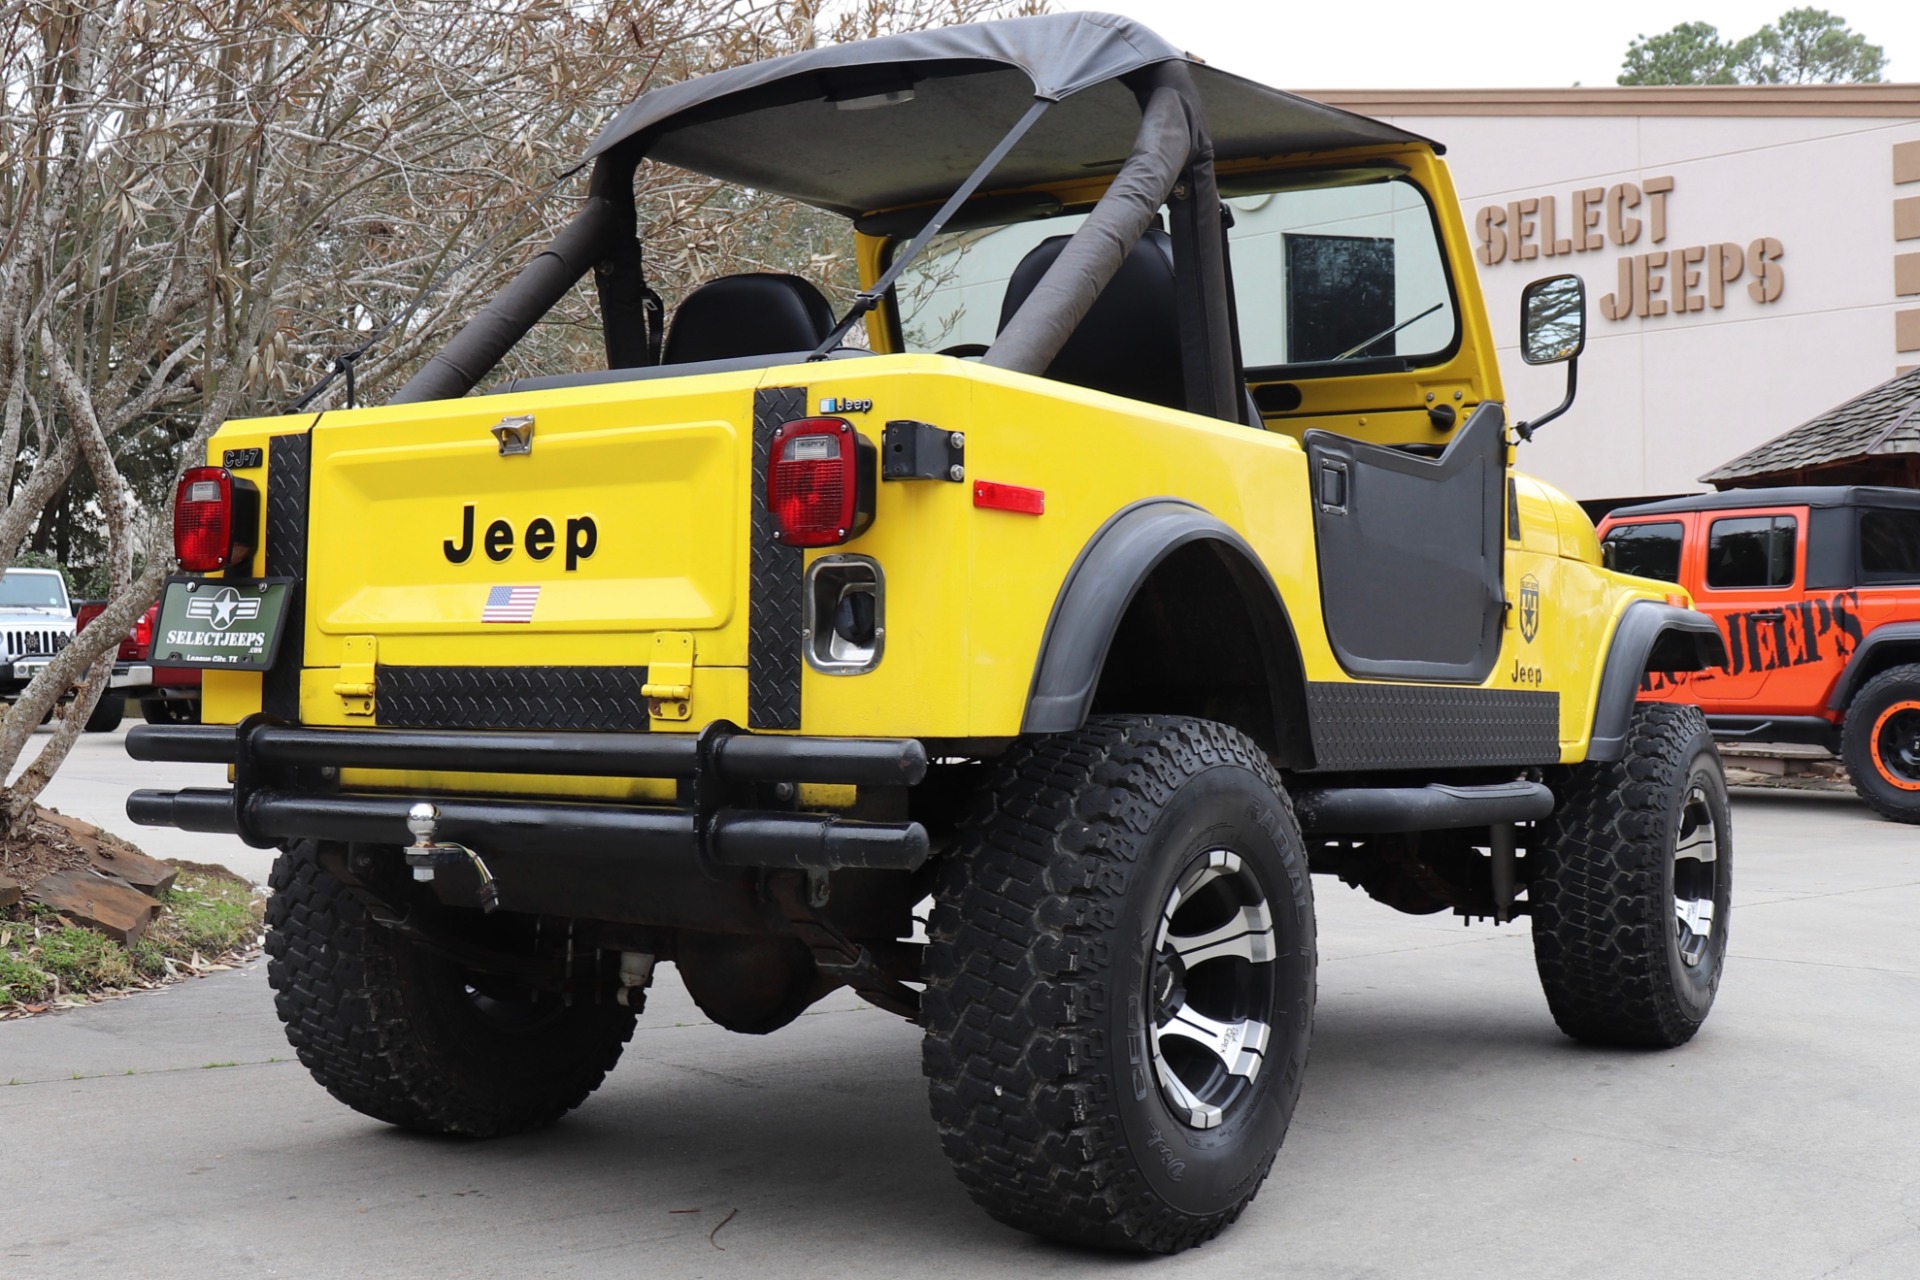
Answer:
1519;574;1541;643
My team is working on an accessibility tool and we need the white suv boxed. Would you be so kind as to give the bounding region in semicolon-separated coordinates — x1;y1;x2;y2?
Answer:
0;568;76;691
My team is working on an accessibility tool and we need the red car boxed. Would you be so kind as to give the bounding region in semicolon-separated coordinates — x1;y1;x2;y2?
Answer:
1598;486;1920;822
73;600;202;725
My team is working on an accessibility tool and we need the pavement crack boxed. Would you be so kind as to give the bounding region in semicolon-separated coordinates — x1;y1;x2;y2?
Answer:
1322;930;1530;963
1737;879;1920;908
0;1056;296;1089
658;1061;772;1090
1726;951;1918;976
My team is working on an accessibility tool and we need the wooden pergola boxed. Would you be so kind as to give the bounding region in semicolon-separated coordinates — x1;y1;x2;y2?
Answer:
1704;368;1920;490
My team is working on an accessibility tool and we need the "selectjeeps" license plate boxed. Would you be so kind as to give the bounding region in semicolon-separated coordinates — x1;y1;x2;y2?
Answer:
152;577;293;671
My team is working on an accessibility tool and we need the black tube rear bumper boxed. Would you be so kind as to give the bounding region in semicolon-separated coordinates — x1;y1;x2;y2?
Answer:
126;719;931;872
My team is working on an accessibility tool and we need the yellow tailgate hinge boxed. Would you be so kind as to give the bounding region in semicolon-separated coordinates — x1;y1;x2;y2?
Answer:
642;633;694;722
332;636;377;717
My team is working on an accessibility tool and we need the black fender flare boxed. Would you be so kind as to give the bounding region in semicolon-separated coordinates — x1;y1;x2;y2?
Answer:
1020;499;1312;765
1828;622;1920;711
1586;601;1728;762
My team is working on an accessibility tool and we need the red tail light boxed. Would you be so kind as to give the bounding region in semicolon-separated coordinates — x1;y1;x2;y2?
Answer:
132;606;154;655
174;466;260;572
768;418;875;547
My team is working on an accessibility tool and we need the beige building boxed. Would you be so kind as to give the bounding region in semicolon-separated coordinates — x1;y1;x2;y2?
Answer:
1310;86;1920;503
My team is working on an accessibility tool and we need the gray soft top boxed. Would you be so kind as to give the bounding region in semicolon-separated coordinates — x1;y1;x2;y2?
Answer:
582;12;1436;217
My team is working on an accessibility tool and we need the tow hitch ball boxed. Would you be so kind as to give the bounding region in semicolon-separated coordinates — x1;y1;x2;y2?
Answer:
405;802;500;913
617;951;656;1009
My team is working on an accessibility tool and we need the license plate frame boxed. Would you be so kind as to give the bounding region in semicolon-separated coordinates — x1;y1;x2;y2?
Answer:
151;577;294;671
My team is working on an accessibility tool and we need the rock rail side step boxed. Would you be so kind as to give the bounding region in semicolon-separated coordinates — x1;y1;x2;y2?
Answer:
1294;780;1553;836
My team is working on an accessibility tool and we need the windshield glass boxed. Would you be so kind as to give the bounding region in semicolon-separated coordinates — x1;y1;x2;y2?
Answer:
891;174;1457;371
1227;177;1456;368
895;213;1089;354
0;571;68;609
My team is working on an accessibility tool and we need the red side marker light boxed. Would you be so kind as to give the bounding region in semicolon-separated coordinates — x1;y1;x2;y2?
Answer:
973;481;1044;515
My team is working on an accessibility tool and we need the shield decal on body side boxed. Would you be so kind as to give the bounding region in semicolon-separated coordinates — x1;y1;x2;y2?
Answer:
1519;574;1541;643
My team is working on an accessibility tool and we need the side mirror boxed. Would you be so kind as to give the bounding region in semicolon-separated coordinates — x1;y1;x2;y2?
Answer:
1520;274;1586;365
1515;274;1585;441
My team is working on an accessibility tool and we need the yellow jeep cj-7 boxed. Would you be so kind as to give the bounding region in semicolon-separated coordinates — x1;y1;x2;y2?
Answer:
129;13;1736;1253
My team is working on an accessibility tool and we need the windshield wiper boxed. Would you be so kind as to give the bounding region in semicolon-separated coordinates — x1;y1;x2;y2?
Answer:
1333;302;1444;362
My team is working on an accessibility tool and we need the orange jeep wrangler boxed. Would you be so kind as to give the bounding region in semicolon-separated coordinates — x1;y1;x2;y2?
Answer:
1598;486;1920;822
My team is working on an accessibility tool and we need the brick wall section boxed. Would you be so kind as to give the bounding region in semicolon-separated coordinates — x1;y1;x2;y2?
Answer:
1900;141;1920;367
1899;140;1920;185
1900;309;1920;355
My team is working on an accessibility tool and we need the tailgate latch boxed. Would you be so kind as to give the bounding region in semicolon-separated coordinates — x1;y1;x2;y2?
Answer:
332;635;377;717
491;414;534;456
642;633;694;722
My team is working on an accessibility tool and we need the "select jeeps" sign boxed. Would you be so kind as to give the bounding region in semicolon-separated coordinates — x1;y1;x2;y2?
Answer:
153;578;293;670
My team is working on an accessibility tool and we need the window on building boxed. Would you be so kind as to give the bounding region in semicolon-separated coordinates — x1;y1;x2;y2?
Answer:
1706;515;1797;589
1602;521;1685;583
1281;234;1395;362
1859;508;1920;583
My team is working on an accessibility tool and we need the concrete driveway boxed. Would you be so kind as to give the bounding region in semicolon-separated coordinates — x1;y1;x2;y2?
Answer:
3;730;1916;1278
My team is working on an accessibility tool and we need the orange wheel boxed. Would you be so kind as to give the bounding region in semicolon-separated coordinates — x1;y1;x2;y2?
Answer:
1868;699;1920;792
1842;665;1920;823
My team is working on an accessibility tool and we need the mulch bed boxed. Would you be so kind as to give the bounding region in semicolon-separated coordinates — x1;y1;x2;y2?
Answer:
0;807;264;1019
0;807;104;890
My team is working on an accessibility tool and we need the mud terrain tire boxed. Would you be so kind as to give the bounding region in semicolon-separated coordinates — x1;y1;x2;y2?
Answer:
1532;703;1731;1047
140;697;201;725
1841;664;1920;824
265;841;635;1137
83;692;125;733
922;716;1315;1254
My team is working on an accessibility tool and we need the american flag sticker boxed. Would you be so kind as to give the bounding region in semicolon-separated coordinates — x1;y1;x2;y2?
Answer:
482;585;540;623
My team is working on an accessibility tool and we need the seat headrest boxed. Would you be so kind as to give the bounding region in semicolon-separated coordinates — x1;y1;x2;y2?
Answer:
996;229;1185;411
663;273;836;366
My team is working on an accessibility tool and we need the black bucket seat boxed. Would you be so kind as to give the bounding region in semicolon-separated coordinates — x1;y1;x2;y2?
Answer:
996;229;1185;411
663;273;836;365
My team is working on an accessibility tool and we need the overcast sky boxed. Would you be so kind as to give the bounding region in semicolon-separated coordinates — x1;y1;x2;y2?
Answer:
1063;1;1918;88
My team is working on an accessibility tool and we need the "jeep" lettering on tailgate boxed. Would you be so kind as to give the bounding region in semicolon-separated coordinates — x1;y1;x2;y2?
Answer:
443;504;598;570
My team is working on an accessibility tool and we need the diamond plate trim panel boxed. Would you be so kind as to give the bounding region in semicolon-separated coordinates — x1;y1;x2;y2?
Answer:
1305;682;1560;771
376;666;652;731
262;432;311;721
750;386;806;729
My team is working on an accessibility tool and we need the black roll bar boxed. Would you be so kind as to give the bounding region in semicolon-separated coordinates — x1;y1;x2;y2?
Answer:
388;156;637;405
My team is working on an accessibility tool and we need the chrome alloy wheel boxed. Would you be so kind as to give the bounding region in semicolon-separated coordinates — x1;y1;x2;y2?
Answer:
1148;849;1278;1130
1672;784;1720;968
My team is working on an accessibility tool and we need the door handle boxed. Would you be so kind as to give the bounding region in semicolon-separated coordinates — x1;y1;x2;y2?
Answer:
1317;460;1348;513
1745;611;1785;622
